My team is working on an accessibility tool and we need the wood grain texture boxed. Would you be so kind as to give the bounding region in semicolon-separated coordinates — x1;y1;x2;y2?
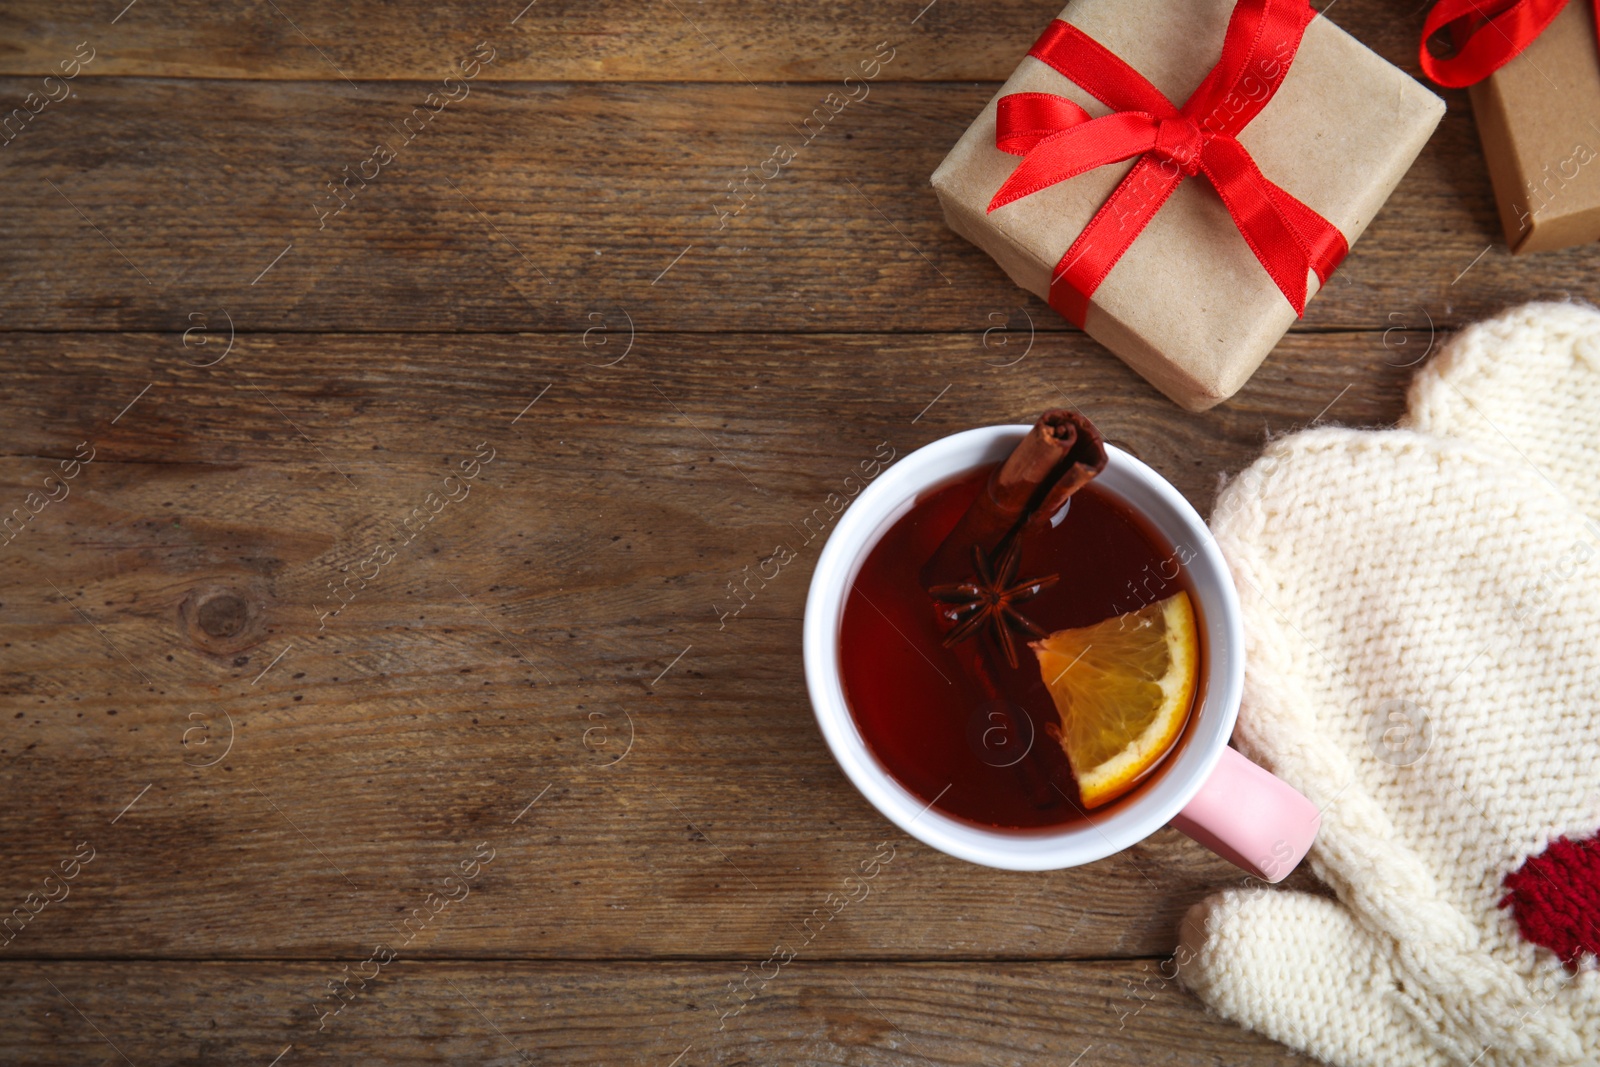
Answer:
0;2;1511;1063
0;960;1308;1065
0;76;1592;334
0;331;1353;962
0;0;1428;83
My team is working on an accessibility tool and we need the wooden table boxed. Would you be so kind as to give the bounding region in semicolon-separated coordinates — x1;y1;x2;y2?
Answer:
0;1;1587;1062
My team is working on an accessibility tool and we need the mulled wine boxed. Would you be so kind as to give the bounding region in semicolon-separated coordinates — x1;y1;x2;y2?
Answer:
838;460;1202;830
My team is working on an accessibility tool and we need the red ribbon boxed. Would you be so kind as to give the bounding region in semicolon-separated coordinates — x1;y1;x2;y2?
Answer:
987;0;1348;327
1419;0;1597;88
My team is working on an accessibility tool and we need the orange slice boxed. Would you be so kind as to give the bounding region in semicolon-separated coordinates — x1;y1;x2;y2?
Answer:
1031;591;1199;809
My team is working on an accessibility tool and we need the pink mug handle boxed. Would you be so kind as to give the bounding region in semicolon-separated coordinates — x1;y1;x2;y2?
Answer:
1169;746;1320;882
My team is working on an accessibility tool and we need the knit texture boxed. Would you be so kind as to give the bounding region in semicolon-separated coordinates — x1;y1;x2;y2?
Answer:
1176;302;1600;1067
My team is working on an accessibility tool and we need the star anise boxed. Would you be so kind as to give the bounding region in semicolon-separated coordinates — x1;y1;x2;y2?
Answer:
929;537;1057;669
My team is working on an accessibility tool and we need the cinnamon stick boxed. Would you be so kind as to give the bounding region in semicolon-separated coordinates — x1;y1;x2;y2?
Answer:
921;410;1106;587
920;410;1107;813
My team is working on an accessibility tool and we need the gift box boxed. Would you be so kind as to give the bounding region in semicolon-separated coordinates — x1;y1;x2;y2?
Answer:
931;0;1445;411
1447;2;1600;253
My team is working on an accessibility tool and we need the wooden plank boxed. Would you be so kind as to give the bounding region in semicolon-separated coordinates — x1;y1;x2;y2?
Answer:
0;330;1410;502
0;0;1426;84
0;330;1350;960
0;960;1308;1064
0;77;1574;334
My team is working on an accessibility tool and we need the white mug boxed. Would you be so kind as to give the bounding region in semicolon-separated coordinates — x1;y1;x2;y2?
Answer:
803;424;1319;879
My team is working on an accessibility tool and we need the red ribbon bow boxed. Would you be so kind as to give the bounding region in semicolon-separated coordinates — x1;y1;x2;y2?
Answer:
987;0;1348;327
1420;0;1597;88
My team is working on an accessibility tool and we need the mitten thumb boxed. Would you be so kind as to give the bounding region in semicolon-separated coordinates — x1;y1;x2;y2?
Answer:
1177;887;1447;1067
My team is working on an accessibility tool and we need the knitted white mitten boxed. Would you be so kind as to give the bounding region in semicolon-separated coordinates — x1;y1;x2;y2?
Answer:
1176;303;1600;1067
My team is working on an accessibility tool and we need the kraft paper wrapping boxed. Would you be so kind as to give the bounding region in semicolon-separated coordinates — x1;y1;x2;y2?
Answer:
1469;1;1600;254
931;0;1444;411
